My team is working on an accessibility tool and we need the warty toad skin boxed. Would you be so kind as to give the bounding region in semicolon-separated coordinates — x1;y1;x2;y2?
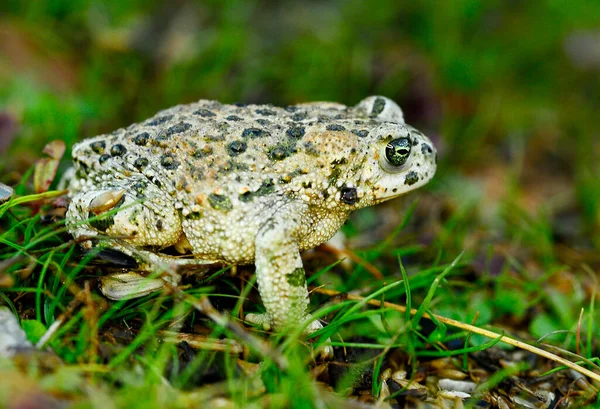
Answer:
64;96;437;338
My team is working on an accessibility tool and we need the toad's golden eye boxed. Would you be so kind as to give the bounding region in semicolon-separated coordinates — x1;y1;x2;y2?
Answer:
385;137;411;167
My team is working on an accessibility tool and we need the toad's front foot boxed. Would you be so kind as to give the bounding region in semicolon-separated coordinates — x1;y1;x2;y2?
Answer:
244;312;333;359
244;312;273;332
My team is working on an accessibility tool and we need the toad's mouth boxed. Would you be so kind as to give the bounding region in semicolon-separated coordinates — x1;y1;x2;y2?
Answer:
372;175;434;203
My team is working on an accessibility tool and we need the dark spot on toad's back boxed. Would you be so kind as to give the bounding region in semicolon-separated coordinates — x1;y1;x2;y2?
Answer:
326;124;346;131
304;141;320;156
340;186;359;205
133;157;148;169
208;193;232;211
154;131;168;143
240;179;276;202
192;145;213;158
286;126;305;138
99;154;110;164
255;109;275;116
219;160;248;173
239;191;253;202
90;141;105;154
147;115;173;126
226;115;243;121
256;179;275;196
204;133;225;142
371;97;386;116
256;119;270;126
291;113;306;121
421;143;433;155
110;144;127;157
404;171;419;186
269;147;287;160
268;141;297;161
242;128;269;138
185;211;202;220
352;129;369;138
132;180;148;198
133;132;150;146
190;168;204;180
227;140;247;156
156;219;163;231
194;109;216;117
328;167;342;185
165;122;192;137
160;154;179;170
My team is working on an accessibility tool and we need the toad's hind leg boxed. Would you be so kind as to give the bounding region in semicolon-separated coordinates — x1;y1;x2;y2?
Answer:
67;180;187;299
66;179;183;250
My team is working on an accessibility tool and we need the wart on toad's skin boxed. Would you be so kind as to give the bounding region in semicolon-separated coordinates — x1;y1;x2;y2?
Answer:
133;132;150;146
90;141;105;154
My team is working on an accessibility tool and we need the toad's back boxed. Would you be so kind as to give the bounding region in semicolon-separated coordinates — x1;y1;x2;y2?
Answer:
70;98;405;217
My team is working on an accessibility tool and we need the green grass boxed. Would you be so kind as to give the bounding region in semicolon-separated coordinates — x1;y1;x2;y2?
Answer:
1;0;600;407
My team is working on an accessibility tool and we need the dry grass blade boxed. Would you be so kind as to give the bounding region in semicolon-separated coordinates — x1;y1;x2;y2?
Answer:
159;331;245;354
168;286;289;370
314;287;600;384
319;243;383;280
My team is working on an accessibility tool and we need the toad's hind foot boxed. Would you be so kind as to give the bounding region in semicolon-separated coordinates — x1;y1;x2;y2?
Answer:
244;312;333;359
244;312;273;331
66;181;183;250
100;272;174;300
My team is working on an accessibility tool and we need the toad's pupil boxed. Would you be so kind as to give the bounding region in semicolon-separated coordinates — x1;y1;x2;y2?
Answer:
385;137;411;166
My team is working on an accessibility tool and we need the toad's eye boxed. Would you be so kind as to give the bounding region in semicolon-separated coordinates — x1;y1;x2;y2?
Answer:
385;137;411;167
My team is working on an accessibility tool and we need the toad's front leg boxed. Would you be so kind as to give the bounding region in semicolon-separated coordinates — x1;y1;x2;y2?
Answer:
245;202;323;335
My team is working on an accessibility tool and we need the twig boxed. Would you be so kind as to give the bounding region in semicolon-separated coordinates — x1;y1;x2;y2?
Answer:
319;243;383;280
159;331;245;354
168;286;289;370
314;287;600;384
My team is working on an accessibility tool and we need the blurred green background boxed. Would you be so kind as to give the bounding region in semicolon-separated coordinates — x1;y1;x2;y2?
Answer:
1;1;599;279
